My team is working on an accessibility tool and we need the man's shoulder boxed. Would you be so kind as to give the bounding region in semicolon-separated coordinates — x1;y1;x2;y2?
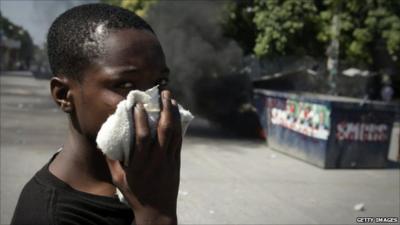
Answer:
11;165;56;225
11;156;134;225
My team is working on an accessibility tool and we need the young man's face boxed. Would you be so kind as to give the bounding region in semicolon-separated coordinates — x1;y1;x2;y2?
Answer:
70;28;169;141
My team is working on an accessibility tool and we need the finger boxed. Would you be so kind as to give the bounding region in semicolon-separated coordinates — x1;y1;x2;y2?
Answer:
105;157;127;187
171;99;181;126
132;103;151;166
170;99;182;162
157;90;173;151
171;134;182;165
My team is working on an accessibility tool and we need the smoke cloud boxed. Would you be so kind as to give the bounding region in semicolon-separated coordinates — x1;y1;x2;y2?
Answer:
146;0;242;106
145;1;260;136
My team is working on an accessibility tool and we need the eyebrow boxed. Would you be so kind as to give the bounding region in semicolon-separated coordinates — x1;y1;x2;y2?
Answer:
102;65;170;84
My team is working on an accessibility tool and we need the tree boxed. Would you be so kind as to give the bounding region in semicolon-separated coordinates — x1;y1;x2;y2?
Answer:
19;30;34;68
252;0;323;58
318;0;400;68
225;0;400;69
0;12;34;69
101;0;157;17
224;0;400;70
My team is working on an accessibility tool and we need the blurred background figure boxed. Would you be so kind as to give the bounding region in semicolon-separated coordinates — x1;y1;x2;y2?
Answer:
381;74;394;102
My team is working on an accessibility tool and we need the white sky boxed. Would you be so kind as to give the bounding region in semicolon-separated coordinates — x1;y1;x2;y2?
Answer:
1;0;97;46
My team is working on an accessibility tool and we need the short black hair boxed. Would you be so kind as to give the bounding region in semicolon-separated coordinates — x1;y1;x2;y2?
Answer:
47;3;154;81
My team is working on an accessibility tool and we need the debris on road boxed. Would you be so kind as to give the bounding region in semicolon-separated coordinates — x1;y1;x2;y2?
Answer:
353;203;365;211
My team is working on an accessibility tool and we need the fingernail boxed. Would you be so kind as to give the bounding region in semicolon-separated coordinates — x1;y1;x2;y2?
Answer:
171;99;177;106
162;90;170;99
135;103;143;111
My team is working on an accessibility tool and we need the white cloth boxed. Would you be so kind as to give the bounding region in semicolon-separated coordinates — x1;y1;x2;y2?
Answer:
96;85;194;167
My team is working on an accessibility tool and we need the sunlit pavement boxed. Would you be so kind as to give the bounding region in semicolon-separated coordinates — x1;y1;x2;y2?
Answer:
1;72;399;225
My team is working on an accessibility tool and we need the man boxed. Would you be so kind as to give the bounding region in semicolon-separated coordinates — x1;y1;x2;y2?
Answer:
11;3;182;225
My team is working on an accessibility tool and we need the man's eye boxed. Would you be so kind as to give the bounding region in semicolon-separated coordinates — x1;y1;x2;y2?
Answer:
118;82;135;89
158;78;169;87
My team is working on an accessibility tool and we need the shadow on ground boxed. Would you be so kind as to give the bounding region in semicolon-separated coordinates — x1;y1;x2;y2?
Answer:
185;117;263;141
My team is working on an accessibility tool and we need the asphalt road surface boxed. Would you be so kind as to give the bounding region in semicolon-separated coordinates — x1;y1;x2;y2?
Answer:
1;72;399;224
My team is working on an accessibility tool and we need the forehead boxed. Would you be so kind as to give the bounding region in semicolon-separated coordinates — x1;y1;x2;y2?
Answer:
98;28;165;67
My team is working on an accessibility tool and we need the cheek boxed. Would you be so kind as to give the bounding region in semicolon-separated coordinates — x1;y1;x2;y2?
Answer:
99;90;125;114
95;91;126;129
78;90;125;138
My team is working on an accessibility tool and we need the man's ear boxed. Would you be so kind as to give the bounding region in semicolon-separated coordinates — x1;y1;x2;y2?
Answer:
50;76;74;113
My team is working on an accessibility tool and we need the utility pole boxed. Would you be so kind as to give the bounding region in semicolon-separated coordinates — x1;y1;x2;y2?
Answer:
326;2;340;95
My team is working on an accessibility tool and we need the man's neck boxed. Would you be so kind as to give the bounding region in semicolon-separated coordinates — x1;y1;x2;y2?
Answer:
49;124;116;197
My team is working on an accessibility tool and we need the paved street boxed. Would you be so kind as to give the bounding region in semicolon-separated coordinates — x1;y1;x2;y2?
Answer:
1;72;399;224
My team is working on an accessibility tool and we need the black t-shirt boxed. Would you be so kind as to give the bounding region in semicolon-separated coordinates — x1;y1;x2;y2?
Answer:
11;155;134;225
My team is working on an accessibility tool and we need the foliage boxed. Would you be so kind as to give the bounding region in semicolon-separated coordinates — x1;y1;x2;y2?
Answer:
101;0;157;17
252;0;323;57
318;0;400;66
225;0;400;68
0;12;31;41
0;11;34;67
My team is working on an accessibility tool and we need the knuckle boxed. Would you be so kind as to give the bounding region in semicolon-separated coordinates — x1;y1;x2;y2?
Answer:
114;173;125;184
136;130;150;142
159;122;173;134
111;171;125;187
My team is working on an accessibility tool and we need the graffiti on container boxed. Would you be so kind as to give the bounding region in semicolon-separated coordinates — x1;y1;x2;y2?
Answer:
336;122;388;141
269;99;331;140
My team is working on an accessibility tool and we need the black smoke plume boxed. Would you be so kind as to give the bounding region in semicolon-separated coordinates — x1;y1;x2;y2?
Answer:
146;0;262;137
